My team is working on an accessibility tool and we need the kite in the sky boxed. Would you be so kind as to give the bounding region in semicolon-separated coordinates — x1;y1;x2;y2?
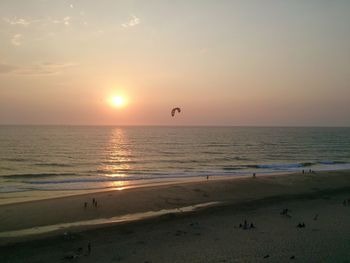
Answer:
171;107;181;117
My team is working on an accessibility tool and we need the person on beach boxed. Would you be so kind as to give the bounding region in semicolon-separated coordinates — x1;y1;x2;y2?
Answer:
243;220;248;230
253;173;256;178
206;175;209;180
297;222;305;228
84;202;87;209
280;208;289;215
87;242;91;255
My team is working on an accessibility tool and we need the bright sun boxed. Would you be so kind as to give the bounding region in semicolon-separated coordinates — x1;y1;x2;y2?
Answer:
110;96;126;108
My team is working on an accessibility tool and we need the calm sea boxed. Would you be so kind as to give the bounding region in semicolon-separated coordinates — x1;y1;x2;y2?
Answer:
1;126;350;197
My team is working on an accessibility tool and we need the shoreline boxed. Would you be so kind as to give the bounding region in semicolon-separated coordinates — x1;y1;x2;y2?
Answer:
0;168;331;206
1;169;350;243
0;169;350;262
0;171;282;206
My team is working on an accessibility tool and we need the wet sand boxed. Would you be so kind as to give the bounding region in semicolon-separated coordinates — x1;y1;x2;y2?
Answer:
1;170;350;262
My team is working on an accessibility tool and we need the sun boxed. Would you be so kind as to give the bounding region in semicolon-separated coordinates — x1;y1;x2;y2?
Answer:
110;96;126;108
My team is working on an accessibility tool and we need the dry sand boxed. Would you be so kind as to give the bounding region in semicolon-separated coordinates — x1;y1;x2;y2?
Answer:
1;170;350;262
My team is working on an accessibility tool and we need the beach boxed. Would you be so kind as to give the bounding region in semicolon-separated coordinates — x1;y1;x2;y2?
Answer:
1;170;350;262
2;0;350;261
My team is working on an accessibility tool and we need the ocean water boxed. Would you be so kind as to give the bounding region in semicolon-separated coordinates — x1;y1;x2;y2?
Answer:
1;126;350;196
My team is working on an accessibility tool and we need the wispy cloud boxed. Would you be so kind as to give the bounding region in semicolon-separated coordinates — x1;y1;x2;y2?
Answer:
0;62;78;75
11;34;22;46
63;16;71;26
121;15;140;28
0;63;18;74
50;16;71;26
3;17;38;26
20;62;78;75
3;16;73;28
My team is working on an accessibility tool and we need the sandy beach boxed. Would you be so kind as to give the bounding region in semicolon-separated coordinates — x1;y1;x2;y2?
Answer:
2;0;350;261
1;170;350;262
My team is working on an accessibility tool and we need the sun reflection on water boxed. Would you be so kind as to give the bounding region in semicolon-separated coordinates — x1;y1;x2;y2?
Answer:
100;128;133;190
111;180;127;191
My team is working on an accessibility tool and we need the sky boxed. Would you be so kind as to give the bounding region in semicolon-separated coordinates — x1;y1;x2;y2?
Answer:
0;0;350;126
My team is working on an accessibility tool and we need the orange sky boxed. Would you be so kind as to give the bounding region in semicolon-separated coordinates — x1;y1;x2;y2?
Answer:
1;1;350;126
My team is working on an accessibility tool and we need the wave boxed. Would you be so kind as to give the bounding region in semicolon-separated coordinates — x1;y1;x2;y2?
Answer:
34;163;73;167
23;175;187;185
248;163;313;169
1;157;34;162
222;164;248;171
1;173;77;179
101;160;140;165
318;161;347;165
246;161;349;170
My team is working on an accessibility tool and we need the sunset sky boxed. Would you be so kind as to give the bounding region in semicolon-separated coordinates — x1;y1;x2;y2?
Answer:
1;0;350;126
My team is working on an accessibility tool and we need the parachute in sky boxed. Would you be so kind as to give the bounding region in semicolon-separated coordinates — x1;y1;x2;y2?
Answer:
171;107;181;117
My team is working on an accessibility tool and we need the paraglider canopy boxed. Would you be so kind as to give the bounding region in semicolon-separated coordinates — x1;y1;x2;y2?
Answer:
171;107;181;117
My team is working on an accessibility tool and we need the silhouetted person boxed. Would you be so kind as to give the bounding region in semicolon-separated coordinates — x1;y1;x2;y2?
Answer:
87;242;91;255
84;202;87;209
206;175;209;180
281;208;289;215
243;220;248;230
250;223;255;229
253;173;256;178
297;222;305;228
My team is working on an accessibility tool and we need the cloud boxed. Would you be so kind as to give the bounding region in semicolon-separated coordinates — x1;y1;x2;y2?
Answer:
3;17;36;26
49;16;71;26
0;63;18;74
63;17;71;26
11;34;22;46
0;62;78;75
3;14;77;29
122;15;140;28
20;62;78;75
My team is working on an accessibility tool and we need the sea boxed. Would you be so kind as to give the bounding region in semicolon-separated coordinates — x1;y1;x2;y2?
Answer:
1;126;350;202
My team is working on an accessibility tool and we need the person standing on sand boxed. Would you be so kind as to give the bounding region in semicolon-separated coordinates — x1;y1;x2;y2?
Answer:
243;219;248;230
87;242;91;255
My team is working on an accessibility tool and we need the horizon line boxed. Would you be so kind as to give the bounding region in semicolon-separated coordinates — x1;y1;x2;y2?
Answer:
0;124;349;128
